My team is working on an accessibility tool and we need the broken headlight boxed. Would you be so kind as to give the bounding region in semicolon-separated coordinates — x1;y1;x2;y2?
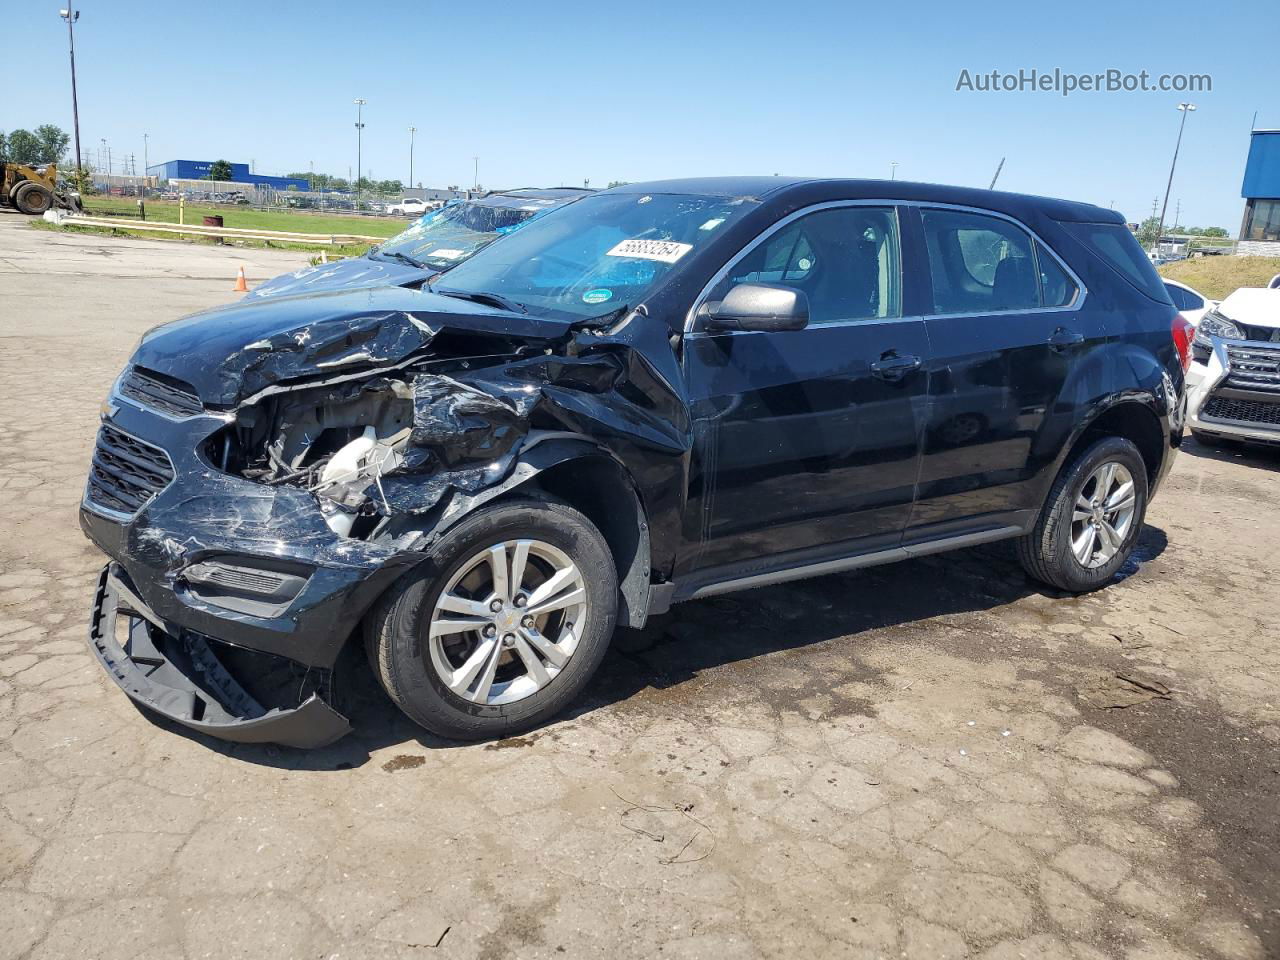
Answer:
1192;310;1243;363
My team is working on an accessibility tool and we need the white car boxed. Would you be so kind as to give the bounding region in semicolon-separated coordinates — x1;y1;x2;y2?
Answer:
386;198;429;217
1162;278;1214;328
1185;287;1280;448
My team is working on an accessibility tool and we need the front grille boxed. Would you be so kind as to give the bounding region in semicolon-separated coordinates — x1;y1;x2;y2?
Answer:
1237;322;1280;344
119;367;203;417
1224;344;1280;394
86;424;175;517
1202;395;1280;426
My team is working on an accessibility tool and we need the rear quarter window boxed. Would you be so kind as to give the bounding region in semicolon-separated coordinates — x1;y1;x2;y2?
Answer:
1062;222;1170;303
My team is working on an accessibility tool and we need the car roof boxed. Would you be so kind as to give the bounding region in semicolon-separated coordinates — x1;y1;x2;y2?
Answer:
491;187;594;201
1162;278;1204;295
603;177;1123;224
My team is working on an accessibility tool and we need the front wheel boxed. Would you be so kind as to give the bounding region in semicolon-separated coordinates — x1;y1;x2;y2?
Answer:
365;498;618;740
1016;436;1148;592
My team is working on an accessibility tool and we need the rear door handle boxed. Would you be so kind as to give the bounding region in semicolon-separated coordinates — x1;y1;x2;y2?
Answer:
1048;327;1084;351
869;353;922;381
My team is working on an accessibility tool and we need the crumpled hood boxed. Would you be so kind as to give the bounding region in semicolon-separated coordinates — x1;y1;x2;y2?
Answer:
242;255;430;301
132;286;574;407
1217;287;1280;331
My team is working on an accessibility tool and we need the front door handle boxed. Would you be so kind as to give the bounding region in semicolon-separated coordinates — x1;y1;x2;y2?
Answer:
870;353;922;381
1048;327;1084;351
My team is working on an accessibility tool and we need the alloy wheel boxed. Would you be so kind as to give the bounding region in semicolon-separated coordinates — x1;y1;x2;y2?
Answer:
1070;461;1138;569
427;539;589;705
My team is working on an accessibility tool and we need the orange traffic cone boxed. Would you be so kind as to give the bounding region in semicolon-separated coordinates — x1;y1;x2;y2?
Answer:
234;266;248;292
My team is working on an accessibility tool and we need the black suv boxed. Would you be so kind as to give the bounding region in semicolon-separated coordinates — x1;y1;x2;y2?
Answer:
81;178;1192;746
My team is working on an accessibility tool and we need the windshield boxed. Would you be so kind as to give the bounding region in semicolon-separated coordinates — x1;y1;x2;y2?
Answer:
431;192;757;319
375;194;570;269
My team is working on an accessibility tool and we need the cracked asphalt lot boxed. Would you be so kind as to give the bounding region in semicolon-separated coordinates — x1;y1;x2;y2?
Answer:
1;213;1277;960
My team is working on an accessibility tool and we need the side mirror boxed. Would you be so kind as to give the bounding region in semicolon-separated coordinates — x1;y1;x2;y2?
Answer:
704;282;809;332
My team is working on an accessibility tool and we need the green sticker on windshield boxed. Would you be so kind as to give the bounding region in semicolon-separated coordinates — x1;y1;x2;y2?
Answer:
582;288;613;304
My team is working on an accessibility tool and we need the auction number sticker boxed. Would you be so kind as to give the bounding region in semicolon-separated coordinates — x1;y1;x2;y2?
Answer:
428;248;465;260
605;238;693;264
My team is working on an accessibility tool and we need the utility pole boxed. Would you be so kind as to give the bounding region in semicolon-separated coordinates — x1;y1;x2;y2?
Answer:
142;133;148;196
890;161;899;181
60;5;83;186
408;126;416;190
1172;199;1181;232
1152;102;1196;254
353;98;367;195
473;156;479;193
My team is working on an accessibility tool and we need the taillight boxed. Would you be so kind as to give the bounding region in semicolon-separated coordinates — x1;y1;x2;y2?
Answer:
1171;312;1195;372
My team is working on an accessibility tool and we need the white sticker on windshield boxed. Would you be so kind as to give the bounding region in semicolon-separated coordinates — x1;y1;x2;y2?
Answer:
699;218;725;231
428;248;465;260
605;238;693;264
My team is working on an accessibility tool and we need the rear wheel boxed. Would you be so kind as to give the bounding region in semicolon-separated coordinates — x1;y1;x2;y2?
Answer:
14;182;53;215
365;498;617;740
1017;436;1148;592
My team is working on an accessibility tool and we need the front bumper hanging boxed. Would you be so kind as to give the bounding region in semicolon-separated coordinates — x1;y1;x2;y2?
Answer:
88;564;351;748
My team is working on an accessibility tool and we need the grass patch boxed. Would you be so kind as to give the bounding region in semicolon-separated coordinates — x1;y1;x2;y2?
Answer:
80;195;406;239
1158;256;1280;301
28;217;373;257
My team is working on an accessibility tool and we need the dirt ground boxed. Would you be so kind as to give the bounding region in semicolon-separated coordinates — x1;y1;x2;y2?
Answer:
1;212;1277;960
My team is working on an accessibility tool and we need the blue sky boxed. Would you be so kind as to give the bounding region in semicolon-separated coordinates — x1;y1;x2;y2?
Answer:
4;0;1273;228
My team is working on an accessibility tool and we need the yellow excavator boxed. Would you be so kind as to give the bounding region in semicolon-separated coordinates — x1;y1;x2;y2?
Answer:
1;162;82;215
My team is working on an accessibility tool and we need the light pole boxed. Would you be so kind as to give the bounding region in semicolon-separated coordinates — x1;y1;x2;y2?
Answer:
59;5;83;186
473;156;479;193
353;98;367;196
407;126;417;189
142;132;148;196
1153;102;1196;254
890;161;898;181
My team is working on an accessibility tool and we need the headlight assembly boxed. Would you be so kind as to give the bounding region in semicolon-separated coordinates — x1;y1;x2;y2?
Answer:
1193;310;1244;350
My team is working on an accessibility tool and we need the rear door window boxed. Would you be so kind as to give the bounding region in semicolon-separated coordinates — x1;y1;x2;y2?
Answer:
920;209;1039;313
1063;221;1170;302
1037;242;1078;307
1163;282;1204;311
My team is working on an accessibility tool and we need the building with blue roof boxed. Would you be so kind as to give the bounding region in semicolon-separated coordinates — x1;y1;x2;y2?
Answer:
145;160;309;191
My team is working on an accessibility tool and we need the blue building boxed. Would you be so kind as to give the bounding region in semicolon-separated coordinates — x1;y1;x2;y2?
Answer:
145;160;309;191
1240;130;1280;245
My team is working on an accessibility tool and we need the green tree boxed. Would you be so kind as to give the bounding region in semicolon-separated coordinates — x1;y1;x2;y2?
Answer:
207;159;233;181
0;131;7;162
6;129;42;164
1202;226;1228;238
34;124;70;164
607;180;630;188
1135;216;1161;250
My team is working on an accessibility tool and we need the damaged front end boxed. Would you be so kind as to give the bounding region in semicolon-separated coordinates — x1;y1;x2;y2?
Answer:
81;287;690;747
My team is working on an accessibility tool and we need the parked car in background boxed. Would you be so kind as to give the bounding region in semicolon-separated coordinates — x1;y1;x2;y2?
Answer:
387;197;429;216
1186;286;1280;447
1162;278;1214;328
245;188;591;301
82;177;1189;747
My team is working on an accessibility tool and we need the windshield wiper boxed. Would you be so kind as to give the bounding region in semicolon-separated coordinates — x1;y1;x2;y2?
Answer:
432;288;529;314
375;250;428;269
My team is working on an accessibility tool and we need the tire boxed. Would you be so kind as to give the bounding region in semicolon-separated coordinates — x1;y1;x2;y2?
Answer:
365;497;618;740
1016;436;1148;593
14;182;53;215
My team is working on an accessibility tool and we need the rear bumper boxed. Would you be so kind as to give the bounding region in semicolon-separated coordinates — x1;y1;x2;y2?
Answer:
89;564;351;748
